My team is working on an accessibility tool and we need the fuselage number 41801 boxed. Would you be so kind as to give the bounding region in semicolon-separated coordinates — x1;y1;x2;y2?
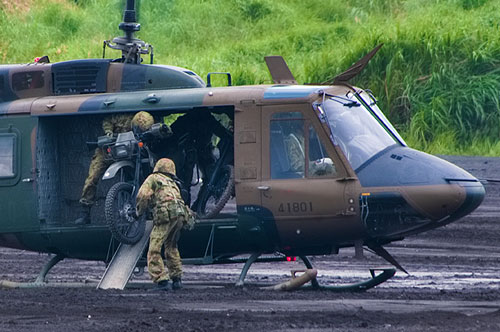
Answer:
278;202;313;214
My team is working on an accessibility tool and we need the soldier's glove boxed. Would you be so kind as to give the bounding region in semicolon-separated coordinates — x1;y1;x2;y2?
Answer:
105;131;113;138
183;206;197;231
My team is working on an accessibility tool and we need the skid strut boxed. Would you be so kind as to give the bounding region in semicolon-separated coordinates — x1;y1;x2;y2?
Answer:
35;254;65;284
299;256;320;289
236;252;262;286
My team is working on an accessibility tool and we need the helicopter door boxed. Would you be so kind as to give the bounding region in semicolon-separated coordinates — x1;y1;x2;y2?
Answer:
0;116;38;233
259;106;356;250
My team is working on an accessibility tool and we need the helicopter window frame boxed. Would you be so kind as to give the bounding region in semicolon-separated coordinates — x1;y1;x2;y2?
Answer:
0;133;17;179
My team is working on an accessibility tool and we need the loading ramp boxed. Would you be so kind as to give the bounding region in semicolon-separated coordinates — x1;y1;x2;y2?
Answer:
97;220;154;290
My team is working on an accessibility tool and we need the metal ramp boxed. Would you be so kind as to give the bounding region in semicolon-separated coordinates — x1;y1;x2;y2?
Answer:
97;220;154;290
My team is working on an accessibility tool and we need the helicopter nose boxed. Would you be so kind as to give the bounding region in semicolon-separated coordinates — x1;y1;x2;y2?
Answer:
445;180;485;221
356;147;485;237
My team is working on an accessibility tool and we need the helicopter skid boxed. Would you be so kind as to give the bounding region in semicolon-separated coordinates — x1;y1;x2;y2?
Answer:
309;267;396;292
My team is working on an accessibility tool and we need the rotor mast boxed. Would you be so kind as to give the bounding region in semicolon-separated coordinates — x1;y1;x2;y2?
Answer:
103;0;153;64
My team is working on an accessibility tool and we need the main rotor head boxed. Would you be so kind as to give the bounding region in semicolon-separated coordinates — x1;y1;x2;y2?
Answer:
103;0;153;64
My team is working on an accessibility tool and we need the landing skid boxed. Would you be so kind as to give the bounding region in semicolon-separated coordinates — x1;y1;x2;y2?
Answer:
235;253;396;291
308;267;396;292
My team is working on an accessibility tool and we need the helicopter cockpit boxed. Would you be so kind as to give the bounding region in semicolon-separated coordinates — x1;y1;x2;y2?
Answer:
320;90;406;171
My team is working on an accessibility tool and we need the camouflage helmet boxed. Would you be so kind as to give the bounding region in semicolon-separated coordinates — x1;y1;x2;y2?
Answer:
154;158;176;175
131;111;154;132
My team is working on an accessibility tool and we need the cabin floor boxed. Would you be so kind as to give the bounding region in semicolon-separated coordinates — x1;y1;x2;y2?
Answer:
1;156;500;332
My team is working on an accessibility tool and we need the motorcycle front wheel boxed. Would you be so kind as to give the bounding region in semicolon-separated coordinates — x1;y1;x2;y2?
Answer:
105;182;146;245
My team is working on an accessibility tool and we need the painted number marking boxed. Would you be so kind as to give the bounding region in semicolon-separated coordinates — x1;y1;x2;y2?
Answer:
278;202;313;214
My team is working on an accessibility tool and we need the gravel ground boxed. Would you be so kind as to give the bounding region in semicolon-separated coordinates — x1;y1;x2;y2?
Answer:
1;156;500;332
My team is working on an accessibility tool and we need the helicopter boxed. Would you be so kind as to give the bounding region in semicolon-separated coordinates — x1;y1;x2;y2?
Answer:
0;0;485;290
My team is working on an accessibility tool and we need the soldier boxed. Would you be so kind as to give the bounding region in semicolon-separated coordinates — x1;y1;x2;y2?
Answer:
284;130;305;173
136;158;194;291
170;111;229;206
131;111;155;135
74;111;154;225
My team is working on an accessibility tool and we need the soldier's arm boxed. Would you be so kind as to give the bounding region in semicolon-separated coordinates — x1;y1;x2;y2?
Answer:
208;114;230;139
136;175;155;216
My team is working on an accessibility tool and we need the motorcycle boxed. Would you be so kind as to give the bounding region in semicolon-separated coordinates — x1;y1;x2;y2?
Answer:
96;120;233;244
99;123;170;244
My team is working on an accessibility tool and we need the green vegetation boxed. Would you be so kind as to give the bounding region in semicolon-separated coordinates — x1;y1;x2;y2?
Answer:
2;0;500;155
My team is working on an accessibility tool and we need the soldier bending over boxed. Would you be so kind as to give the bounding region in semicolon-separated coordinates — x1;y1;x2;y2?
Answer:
136;158;194;291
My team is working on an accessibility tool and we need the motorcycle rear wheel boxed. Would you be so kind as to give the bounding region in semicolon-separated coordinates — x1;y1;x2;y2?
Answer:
196;165;234;219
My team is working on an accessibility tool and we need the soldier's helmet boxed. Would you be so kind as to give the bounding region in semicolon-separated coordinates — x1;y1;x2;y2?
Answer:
131;111;154;133
154;158;176;175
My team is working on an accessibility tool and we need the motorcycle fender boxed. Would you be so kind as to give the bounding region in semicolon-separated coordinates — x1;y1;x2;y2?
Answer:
102;161;135;180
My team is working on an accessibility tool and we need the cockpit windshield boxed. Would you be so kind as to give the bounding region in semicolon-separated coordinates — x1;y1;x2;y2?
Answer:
320;91;403;170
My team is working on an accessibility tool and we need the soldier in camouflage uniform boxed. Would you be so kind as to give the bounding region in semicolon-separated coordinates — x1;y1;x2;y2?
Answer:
131;111;155;135
284;132;305;174
136;158;194;291
284;131;336;177
75;112;154;225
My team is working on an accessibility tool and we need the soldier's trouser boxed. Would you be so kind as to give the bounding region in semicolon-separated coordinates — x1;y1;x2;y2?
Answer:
79;148;111;206
147;218;184;283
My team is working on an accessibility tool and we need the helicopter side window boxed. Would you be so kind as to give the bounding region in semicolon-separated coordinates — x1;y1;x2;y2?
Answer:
12;71;45;91
0;134;15;178
270;112;305;179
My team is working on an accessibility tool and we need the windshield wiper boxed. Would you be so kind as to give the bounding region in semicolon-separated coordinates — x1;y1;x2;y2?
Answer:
364;89;378;106
328;95;360;108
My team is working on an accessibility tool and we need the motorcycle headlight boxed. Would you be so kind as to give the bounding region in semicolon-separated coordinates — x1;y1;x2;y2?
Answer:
112;145;130;159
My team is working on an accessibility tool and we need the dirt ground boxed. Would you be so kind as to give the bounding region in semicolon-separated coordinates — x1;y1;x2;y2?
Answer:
1;156;500;332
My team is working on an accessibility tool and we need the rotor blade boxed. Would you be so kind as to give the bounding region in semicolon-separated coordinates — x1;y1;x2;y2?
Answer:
327;44;383;85
367;242;409;275
264;56;297;85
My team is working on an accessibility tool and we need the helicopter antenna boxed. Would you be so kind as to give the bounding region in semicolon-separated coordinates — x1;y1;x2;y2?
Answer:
103;0;154;64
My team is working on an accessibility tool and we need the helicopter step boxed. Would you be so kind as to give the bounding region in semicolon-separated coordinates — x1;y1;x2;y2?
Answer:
97;220;154;290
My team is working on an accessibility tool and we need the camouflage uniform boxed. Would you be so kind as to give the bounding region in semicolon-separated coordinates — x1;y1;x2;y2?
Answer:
285;133;336;177
285;133;305;173
79;113;133;206
136;158;192;284
131;111;154;133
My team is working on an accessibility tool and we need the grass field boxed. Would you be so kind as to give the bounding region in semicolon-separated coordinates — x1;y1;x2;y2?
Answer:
1;0;500;155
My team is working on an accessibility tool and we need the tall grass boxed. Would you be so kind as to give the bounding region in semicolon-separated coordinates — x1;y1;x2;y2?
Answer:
1;0;500;155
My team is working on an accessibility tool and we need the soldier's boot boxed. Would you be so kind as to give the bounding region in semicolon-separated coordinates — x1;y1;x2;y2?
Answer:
74;205;91;225
171;277;183;290
157;280;172;291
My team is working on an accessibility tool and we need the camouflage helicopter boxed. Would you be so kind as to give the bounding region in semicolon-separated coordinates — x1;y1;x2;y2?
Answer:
0;1;485;290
